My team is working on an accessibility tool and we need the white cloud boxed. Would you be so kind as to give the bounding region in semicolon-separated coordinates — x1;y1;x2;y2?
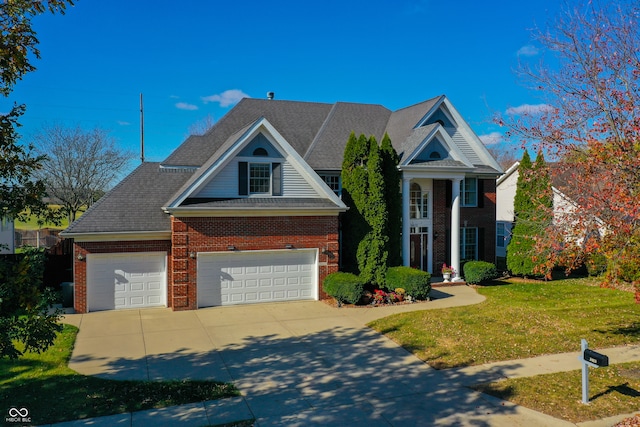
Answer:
176;102;198;111
202;89;250;107
506;103;553;116
517;44;540;57
117;120;131;126
479;132;503;145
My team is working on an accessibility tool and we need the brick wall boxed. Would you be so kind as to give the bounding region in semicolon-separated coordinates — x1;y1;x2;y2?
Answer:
171;216;340;310
432;179;497;270
72;240;172;313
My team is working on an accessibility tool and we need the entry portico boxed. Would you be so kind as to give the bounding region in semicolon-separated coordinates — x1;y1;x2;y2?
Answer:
402;173;467;280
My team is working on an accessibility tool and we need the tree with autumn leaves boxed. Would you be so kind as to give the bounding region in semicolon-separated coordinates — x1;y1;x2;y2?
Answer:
500;1;640;287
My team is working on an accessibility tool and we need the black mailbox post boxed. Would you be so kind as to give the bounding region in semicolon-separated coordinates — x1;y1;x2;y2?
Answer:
580;339;610;404
583;349;609;367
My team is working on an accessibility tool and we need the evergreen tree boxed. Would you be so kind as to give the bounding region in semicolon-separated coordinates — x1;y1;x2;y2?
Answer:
356;136;388;285
507;150;554;276
341;132;370;274
380;133;402;266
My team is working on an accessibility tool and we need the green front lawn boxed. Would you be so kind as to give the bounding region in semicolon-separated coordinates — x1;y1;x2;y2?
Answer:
368;277;640;423
474;360;640;423
368;278;640;369
0;325;239;425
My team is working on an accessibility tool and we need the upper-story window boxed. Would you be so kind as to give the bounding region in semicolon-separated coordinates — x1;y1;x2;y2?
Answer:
239;161;282;196
253;147;268;156
460;177;478;207
320;174;341;196
249;163;271;194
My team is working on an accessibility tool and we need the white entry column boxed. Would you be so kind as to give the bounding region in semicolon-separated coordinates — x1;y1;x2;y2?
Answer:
402;177;411;267
450;177;462;280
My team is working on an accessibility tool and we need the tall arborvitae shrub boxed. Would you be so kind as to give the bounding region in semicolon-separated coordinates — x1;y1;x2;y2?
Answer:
507;150;554;276
356;136;388;285
341;132;371;274
380;133;402;267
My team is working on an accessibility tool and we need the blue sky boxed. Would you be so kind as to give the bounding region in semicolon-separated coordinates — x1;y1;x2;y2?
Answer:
3;0;561;165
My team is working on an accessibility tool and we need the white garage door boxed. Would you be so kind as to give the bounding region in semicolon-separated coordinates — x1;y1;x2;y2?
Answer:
87;252;167;311
197;250;317;307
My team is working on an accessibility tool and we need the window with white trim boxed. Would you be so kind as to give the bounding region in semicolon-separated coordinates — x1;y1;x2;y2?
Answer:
410;183;429;219
249;163;271;194
460;177;478;207
460;227;478;260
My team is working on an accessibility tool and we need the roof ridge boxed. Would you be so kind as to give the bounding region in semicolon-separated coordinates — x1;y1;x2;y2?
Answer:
303;102;339;160
392;95;443;113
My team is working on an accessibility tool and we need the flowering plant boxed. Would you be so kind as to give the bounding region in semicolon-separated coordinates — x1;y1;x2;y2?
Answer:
441;263;455;275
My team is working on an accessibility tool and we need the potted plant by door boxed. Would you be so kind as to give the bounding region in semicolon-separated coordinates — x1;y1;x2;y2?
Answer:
441;263;454;282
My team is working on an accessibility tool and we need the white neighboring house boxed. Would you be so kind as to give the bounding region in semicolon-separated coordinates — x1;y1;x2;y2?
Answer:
0;215;14;254
496;161;597;268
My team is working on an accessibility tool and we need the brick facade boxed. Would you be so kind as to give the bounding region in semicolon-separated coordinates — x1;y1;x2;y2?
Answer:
72;240;172;313
72;215;340;313
73;181;495;311
171;215;340;310
432;179;497;270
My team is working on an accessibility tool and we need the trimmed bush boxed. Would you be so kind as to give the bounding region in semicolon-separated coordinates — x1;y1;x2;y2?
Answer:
386;267;431;299
463;261;498;285
322;272;365;305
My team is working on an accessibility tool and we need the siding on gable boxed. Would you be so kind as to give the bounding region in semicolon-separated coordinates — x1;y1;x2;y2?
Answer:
282;162;318;197
194;159;320;198
449;127;482;164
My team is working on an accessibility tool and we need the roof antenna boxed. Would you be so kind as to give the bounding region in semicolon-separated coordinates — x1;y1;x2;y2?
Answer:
267;91;274;100
140;92;145;163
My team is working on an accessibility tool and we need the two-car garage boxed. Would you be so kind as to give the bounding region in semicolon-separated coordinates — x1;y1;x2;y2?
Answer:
84;250;317;312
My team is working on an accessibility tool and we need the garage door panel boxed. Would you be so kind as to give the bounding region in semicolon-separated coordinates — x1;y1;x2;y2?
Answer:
87;252;167;312
198;250;317;307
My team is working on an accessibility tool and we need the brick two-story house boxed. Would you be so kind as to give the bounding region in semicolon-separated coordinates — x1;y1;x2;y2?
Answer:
61;95;502;312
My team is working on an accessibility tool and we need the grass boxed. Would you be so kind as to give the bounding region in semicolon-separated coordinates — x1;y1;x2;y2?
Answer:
14;206;71;231
0;324;240;425
368;277;640;369
369;276;640;423
473;361;640;423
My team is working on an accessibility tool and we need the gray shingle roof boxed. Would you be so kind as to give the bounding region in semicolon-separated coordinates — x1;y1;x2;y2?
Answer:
385;96;442;154
163;99;333;167
67;95;500;235
303;102;391;170
62;163;193;234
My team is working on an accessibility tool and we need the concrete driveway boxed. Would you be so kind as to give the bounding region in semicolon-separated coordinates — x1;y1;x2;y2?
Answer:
62;286;571;426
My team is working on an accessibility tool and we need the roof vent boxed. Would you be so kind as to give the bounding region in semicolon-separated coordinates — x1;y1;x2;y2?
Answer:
267;91;274;100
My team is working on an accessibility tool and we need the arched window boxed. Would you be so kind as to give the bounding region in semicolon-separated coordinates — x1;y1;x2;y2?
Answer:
253;147;268;156
410;183;429;219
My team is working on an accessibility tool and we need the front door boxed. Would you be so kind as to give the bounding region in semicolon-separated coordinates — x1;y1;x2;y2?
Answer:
410;227;429;271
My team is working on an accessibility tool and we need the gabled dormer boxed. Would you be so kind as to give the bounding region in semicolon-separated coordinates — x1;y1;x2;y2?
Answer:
400;124;474;169
163;117;346;215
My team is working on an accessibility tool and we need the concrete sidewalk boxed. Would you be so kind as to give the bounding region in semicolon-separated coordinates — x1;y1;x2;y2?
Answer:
38;286;640;427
